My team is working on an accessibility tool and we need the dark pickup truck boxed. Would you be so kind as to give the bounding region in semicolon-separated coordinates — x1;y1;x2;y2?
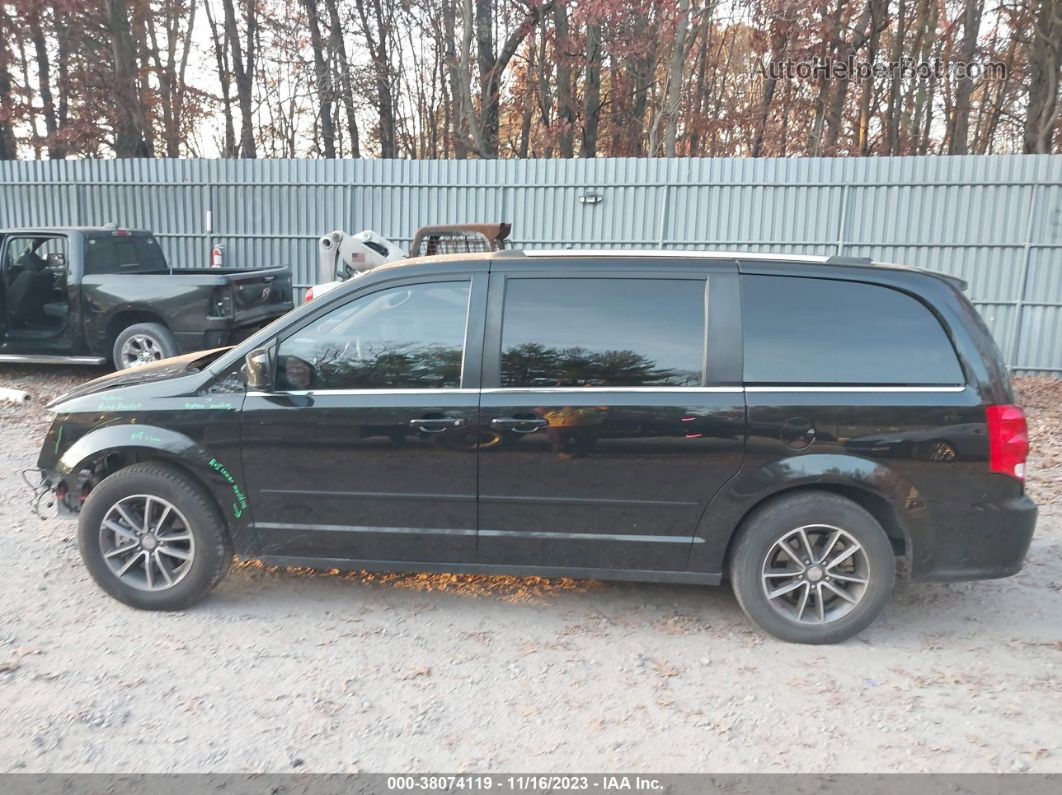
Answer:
0;226;293;369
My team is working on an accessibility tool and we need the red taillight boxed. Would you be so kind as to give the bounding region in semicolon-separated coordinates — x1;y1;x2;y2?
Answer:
303;287;314;303
986;404;1028;481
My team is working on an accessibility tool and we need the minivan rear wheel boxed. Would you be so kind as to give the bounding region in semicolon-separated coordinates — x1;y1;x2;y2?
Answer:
729;492;895;644
78;463;232;610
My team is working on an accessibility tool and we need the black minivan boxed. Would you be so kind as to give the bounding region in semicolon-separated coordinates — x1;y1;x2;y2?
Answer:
35;250;1036;643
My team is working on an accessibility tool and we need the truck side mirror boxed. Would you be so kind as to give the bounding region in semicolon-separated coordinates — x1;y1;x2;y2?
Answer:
245;347;273;392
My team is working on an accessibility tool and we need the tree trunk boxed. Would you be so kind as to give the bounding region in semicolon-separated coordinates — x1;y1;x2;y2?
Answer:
824;0;876;153
323;0;361;157
553;1;575;158
0;7;17;159
856;0;886;154
129;2;156;155
204;0;236;157
809;0;846;155
752;4;793;158
580;22;602;157
221;0;257;158
1024;0;1061;153
28;6;64;158
885;0;906;154
301;0;335;158
518;31;536;158
688;32;708;155
659;0;692;157
103;0;152;157
473;0;551;158
442;0;469;158
948;0;982;155
354;0;396;157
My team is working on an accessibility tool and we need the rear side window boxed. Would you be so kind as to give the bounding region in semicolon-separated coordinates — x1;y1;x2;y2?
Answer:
85;234;167;275
742;275;964;385
500;278;705;387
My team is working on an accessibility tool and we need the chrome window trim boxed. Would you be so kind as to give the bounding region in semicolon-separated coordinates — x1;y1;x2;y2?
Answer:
481;386;742;394
246;388;481;397
744;385;967;393
246;384;967;397
522;249;830;263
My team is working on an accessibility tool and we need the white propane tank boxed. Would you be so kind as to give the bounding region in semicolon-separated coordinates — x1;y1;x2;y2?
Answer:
210;244;224;268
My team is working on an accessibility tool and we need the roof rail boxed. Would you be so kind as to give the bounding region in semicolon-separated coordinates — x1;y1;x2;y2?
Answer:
824;254;873;266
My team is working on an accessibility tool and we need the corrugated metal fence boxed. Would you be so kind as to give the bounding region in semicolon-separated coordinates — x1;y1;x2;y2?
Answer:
0;155;1059;372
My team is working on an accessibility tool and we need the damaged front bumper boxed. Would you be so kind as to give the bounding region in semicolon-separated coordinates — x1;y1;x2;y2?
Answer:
22;467;65;518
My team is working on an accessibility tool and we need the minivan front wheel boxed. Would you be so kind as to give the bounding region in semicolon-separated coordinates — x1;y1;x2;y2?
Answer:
730;492;895;644
78;463;232;610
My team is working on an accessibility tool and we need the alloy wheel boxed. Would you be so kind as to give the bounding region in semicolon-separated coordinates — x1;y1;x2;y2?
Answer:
760;524;870;624
98;494;195;591
120;334;163;368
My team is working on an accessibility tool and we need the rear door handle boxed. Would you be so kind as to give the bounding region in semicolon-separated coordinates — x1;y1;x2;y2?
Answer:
409;417;466;433
490;417;548;433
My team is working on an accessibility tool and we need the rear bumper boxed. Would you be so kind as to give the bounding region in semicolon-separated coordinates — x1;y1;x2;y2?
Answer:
912;494;1037;581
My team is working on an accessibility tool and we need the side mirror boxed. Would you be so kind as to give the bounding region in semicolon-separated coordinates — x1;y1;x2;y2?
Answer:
245;347;273;391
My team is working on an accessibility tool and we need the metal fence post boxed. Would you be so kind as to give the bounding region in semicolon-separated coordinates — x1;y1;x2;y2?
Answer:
835;184;850;255
1007;182;1042;368
202;182;213;267
657;183;671;249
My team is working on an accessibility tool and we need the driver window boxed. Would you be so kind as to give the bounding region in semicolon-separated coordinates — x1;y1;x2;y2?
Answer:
276;281;470;391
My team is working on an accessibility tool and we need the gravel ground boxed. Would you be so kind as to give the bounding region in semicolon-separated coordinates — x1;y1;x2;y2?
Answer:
0;366;1059;773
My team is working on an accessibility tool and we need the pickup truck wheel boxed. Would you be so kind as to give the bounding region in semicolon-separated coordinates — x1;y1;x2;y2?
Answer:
729;492;895;645
78;463;233;610
113;323;179;369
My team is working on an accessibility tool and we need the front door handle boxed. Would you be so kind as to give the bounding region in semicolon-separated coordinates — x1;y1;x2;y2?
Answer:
409;417;467;433
490;417;548;433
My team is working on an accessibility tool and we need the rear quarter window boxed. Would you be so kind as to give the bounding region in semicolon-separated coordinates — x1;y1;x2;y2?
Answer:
742;274;964;385
85;234;168;275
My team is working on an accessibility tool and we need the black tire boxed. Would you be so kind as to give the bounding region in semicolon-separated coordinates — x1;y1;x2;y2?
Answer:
112;322;179;370
78;463;233;610
729;491;895;644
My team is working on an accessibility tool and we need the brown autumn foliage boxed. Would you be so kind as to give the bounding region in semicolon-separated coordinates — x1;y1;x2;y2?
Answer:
0;0;1058;159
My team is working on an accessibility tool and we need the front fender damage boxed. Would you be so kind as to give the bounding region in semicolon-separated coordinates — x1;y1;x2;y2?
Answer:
41;423;249;525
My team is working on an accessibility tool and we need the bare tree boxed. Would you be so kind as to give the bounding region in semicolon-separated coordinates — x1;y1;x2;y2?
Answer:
580;19;602;157
27;4;64;158
103;0;152;156
949;0;984;154
220;0;257;157
301;0;335;157
751;2;795;157
553;1;575;157
322;0;360;157
145;0;198;157
1024;0;1061;153
0;6;17;159
354;0;397;157
204;0;236;156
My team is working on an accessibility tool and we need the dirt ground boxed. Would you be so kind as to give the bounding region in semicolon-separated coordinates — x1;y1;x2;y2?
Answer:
0;366;1059;773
